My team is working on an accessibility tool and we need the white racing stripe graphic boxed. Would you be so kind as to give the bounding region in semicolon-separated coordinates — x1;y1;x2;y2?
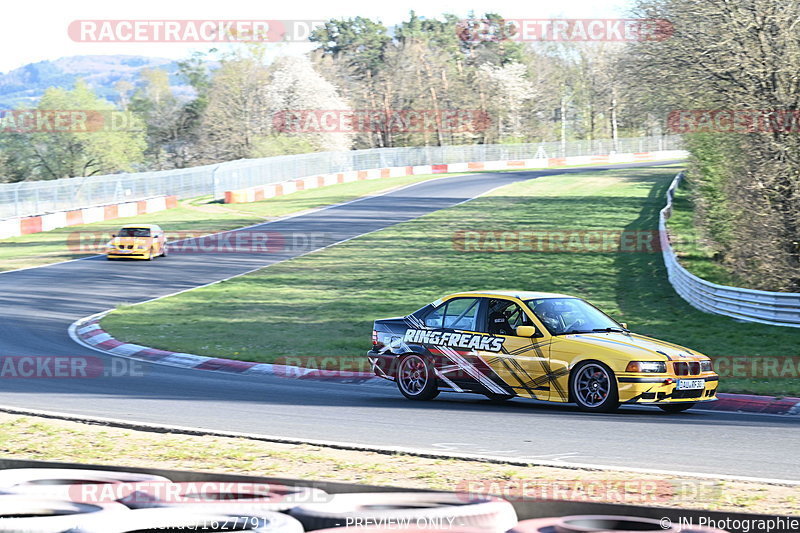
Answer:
434;368;464;392
436;345;508;395
405;315;426;329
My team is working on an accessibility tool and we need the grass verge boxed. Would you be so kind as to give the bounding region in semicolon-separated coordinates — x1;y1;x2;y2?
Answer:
0;413;794;513
102;164;800;396
0;173;459;272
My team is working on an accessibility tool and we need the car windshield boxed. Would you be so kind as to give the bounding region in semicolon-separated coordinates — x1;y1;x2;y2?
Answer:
118;228;151;237
525;298;623;335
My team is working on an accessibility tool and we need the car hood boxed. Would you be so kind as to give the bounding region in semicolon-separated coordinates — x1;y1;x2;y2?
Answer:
560;331;704;360
109;236;152;246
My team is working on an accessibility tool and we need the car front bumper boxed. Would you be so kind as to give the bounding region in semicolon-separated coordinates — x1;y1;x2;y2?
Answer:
618;373;719;403
107;250;150;259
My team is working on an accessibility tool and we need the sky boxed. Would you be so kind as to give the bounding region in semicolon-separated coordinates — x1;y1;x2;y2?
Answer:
2;0;633;73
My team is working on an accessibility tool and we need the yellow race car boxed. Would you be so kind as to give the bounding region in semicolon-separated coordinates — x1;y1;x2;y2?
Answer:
368;291;718;413
106;224;168;261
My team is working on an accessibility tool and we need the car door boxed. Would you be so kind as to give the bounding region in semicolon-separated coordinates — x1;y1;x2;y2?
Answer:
477;297;555;401
420;297;512;396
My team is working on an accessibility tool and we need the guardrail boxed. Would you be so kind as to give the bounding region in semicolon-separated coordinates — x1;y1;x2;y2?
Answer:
660;172;800;328
0;135;681;220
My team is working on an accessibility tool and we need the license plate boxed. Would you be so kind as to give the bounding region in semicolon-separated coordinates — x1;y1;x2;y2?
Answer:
677;379;705;390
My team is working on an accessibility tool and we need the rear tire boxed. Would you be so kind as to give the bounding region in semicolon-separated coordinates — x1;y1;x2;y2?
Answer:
658;402;696;413
570;361;619;413
396;354;439;401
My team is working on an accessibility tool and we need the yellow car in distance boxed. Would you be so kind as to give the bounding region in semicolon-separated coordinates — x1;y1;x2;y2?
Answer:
106;224;168;261
368;291;719;413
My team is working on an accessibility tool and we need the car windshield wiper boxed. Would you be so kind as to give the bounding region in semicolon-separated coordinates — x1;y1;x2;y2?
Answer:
556;329;594;335
556;327;630;336
590;327;630;333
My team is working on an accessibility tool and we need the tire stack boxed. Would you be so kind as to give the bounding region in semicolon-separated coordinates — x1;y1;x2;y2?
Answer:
0;468;731;533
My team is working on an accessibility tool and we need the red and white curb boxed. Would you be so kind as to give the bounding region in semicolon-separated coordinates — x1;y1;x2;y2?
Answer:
71;313;800;415
69;312;383;385
700;393;800;415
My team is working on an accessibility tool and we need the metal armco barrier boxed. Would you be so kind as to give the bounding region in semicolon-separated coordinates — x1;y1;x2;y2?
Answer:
0;135;681;220
660;172;800;327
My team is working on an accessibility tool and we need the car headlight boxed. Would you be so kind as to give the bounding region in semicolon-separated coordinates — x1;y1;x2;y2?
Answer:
700;360;713;372
625;361;667;373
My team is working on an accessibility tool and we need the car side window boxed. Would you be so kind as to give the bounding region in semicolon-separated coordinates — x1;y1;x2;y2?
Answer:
486;299;531;336
443;298;479;331
424;306;444;328
422;298;481;330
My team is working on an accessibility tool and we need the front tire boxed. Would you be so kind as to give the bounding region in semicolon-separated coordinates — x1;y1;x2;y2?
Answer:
658;402;696;413
570;361;619;412
396;354;439;401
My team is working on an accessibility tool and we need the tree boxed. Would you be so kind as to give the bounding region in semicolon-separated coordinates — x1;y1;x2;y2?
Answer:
477;62;534;141
262;56;352;154
130;69;190;169
625;0;800;290
0;81;145;181
199;50;272;162
310;17;391;79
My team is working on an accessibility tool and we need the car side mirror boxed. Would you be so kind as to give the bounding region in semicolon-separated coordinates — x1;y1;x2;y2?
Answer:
515;325;537;337
620;322;628;329
111;234;116;238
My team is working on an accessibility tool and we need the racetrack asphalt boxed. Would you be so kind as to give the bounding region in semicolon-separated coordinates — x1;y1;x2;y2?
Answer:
1;161;798;482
